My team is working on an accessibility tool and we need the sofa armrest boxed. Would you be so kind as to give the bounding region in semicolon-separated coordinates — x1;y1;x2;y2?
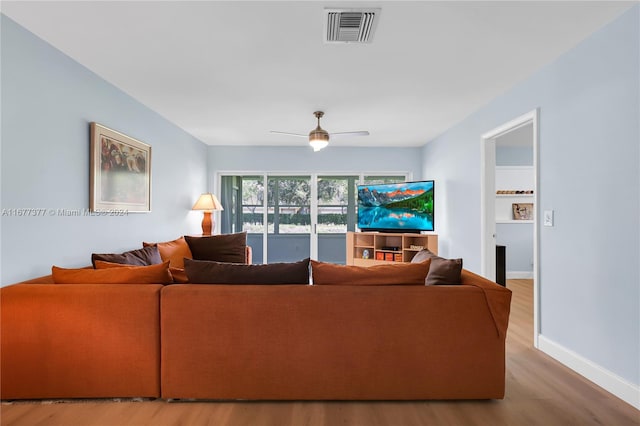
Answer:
461;269;512;338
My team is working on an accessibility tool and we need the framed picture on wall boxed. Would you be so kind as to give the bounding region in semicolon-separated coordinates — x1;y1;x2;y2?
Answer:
512;203;533;220
90;123;151;212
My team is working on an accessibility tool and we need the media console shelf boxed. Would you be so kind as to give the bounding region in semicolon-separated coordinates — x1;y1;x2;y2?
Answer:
346;232;438;266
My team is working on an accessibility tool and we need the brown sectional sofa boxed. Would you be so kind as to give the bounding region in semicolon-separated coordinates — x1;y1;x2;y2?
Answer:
1;279;162;399
1;270;511;401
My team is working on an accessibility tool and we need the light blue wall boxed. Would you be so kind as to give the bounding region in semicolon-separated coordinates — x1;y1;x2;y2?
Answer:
208;145;423;185
422;6;639;387
0;15;208;285
496;146;533;166
496;223;533;273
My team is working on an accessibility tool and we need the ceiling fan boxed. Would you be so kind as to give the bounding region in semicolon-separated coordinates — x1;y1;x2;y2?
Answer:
270;111;369;151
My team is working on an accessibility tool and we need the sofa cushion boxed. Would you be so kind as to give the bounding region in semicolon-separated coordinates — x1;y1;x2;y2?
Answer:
185;233;247;264
53;261;172;284
184;258;310;284
91;245;161;268
143;236;192;269
411;250;463;285
310;260;431;286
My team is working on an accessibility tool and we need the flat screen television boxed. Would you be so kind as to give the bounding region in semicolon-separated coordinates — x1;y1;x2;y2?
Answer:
357;180;435;232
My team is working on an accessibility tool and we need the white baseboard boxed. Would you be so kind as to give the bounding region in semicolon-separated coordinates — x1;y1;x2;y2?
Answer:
506;271;533;279
538;335;640;410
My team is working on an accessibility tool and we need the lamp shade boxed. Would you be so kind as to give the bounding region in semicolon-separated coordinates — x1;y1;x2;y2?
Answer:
192;193;224;211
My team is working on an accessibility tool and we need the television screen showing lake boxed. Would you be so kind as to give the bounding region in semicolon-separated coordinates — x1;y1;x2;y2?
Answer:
358;206;434;231
357;181;435;232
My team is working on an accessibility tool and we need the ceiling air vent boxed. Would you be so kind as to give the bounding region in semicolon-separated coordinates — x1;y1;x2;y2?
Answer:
324;8;380;44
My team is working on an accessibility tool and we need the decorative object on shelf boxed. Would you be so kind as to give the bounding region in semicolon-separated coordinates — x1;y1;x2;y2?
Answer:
376;252;385;261
512;203;534;220
496;190;534;194
410;245;424;250
90;123;151;212
362;249;370;259
192;193;224;235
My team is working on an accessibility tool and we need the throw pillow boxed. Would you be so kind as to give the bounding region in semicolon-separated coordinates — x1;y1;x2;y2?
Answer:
169;267;189;284
310;260;431;286
185;232;247;264
143;236;192;269
53;261;172;284
411;249;463;285
95;259;189;284
91;245;161;268
184;258;310;284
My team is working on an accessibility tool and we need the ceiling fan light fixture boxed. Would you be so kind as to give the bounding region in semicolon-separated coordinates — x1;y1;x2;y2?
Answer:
309;111;330;151
271;110;367;151
309;136;329;152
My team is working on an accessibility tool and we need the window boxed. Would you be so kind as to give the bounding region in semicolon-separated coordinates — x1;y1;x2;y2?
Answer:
363;175;406;185
318;176;357;233
220;173;409;263
241;176;264;233
267;176;311;234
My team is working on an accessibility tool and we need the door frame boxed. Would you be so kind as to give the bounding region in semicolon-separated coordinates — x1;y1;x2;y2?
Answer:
480;108;540;348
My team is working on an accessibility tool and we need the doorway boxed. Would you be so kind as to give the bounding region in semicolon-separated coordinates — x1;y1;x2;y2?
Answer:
481;109;539;348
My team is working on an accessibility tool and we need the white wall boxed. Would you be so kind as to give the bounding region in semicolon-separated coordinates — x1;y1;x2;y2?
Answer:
1;15;208;284
422;5;639;397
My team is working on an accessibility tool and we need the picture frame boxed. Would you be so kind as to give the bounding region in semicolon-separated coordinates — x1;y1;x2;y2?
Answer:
512;203;533;220
90;123;151;212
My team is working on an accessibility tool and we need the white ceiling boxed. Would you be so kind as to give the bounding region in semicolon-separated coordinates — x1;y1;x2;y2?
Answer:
1;1;635;148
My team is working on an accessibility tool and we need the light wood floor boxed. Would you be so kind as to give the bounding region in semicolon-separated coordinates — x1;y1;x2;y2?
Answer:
2;280;639;426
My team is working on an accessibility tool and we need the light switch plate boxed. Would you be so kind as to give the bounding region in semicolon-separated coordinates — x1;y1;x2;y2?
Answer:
544;210;554;227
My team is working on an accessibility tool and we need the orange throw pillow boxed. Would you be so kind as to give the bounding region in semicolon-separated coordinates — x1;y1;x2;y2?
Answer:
169;267;189;284
53;261;172;284
96;260;188;284
311;259;431;286
143;236;192;269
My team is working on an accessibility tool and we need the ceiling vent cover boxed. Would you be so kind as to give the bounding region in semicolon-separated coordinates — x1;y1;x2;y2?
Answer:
324;8;380;44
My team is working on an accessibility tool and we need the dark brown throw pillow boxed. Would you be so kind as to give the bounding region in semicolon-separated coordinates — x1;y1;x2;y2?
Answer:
184;233;247;264
91;245;162;268
184;258;310;284
411;249;463;286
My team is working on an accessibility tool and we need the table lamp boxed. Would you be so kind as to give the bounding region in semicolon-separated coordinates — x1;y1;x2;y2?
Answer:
192;193;223;236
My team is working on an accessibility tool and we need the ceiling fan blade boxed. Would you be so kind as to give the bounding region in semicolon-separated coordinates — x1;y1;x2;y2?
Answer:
329;131;370;138
270;131;308;138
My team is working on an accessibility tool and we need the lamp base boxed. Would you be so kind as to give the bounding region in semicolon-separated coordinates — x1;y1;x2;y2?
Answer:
201;211;213;236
